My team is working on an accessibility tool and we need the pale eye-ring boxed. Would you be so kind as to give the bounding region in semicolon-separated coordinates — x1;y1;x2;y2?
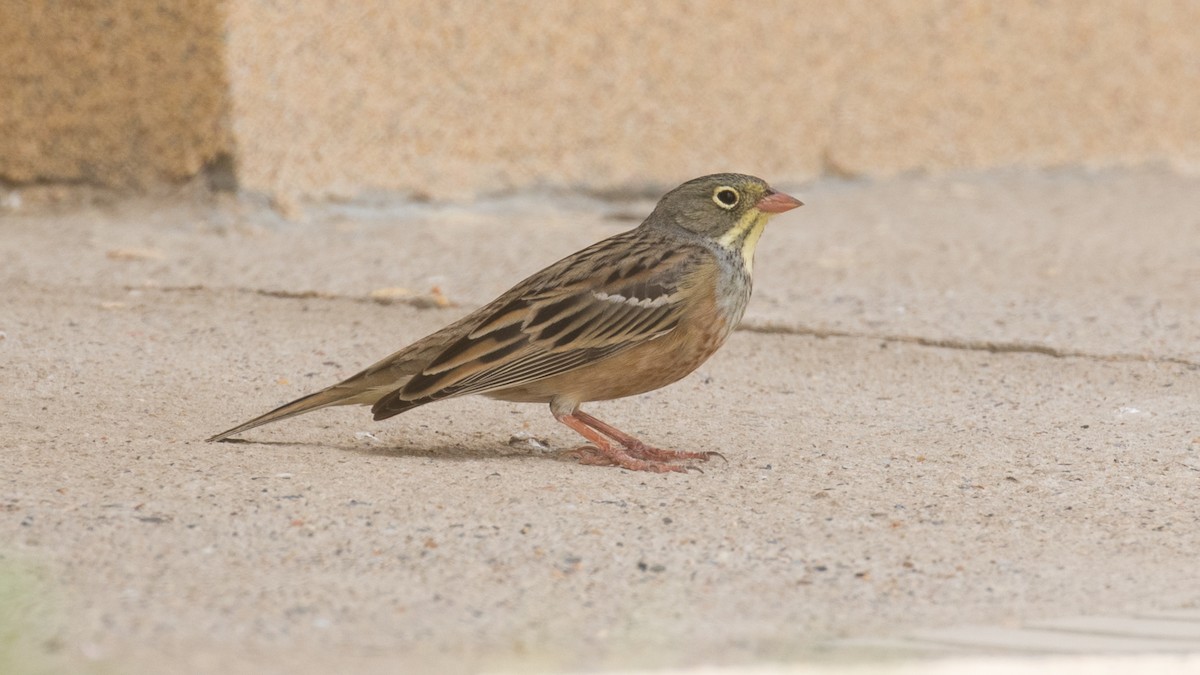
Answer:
713;186;740;209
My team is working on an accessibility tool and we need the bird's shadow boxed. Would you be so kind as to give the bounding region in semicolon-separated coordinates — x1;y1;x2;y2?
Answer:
215;436;571;464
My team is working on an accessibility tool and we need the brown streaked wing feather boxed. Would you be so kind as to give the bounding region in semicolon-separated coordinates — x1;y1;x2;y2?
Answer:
370;232;706;419
439;344;625;397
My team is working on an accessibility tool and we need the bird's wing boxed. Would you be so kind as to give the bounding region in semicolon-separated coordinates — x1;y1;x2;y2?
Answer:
370;232;706;419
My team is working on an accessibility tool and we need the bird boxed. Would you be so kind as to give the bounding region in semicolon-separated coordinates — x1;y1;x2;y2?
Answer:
208;173;802;472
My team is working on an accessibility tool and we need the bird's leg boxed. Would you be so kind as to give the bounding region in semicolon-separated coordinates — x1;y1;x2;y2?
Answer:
553;412;691;473
573;410;724;464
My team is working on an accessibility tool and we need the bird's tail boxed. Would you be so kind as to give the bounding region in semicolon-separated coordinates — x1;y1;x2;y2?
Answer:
208;307;485;443
206;384;383;442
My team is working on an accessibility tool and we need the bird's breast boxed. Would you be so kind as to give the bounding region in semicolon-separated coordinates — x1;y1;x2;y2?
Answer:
712;253;753;340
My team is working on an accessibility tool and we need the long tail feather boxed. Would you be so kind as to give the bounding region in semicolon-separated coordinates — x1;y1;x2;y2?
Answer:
207;385;377;442
208;293;497;443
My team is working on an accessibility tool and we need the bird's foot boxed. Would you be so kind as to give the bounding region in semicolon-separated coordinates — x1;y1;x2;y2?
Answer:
619;441;725;464
565;445;697;474
554;411;711;473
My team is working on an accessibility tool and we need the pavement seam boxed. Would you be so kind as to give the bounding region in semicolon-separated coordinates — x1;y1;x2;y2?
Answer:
738;321;1200;368
124;283;456;309
128;284;1200;369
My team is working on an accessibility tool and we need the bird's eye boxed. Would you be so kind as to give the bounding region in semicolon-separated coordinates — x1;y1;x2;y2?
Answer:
713;187;740;209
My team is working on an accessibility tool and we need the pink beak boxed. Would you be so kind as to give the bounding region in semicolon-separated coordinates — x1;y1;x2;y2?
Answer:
756;189;804;214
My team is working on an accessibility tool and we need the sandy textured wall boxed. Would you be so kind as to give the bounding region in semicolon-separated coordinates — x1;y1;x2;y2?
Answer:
4;1;1199;198
223;0;1200;200
0;0;229;188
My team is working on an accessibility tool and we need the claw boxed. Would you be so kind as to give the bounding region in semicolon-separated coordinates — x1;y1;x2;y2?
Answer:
622;443;716;463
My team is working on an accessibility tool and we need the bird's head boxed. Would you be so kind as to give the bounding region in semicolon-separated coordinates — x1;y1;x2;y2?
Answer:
648;173;803;271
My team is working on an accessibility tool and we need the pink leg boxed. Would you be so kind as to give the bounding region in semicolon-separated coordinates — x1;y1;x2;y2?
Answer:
574;410;724;463
554;412;693;473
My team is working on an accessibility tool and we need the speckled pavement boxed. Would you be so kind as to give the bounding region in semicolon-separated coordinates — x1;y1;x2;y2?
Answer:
2;169;1198;674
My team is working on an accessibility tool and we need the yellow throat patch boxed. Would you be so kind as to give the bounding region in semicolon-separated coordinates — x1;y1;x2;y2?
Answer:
716;210;770;274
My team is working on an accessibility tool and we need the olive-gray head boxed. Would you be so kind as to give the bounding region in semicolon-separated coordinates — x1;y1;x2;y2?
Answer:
646;173;802;271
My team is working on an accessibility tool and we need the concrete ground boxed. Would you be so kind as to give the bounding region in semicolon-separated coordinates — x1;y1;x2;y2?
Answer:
2;169;1198;674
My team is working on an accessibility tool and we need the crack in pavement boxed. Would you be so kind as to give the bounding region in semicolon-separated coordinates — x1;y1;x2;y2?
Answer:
128;283;457;310
739;321;1200;369
133;284;1200;369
